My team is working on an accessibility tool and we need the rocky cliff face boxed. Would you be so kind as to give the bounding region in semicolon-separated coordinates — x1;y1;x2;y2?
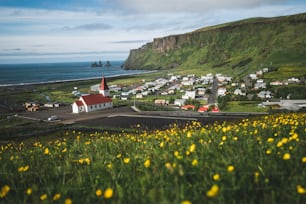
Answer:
123;13;306;75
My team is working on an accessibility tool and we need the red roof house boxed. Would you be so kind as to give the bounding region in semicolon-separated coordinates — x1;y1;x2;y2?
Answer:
197;105;209;113
72;94;113;113
181;104;195;111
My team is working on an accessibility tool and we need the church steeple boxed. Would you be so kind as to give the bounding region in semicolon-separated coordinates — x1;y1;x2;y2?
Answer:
99;76;110;97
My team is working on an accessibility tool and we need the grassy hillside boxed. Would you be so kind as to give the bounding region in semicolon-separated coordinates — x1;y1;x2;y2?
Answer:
124;13;306;78
0;113;305;203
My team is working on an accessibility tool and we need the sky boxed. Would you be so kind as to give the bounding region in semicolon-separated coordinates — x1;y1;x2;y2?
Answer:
0;0;306;64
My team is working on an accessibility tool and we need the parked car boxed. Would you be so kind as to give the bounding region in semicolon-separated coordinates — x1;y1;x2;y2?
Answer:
48;115;58;121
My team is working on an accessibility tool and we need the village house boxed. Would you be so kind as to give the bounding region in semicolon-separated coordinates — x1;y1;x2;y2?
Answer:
154;99;168;106
72;76;113;113
174;99;186;107
257;91;272;99
249;73;257;80
234;89;246;96
217;87;227;96
270;80;284;86
182;90;196;99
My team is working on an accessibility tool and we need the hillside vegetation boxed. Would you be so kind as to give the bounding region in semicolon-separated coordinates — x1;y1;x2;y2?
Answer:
123;13;306;78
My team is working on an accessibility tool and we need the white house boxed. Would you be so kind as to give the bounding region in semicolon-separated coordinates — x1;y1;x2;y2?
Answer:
217;87;227;96
270;81;284;86
182;90;196;99
234;89;246;96
72;76;113;113
257;91;272;99
72;94;113;113
249;74;257;80
174;99;186;106
181;79;195;86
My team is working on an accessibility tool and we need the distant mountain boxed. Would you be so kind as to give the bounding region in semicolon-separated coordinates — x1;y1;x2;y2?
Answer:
123;13;306;78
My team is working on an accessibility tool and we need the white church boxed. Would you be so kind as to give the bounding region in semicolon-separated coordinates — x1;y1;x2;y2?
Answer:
72;76;113;113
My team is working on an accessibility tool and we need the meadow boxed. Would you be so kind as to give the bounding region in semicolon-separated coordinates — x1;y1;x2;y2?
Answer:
0;113;305;204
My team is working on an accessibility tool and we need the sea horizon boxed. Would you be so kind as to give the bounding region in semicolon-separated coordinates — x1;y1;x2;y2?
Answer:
0;60;147;87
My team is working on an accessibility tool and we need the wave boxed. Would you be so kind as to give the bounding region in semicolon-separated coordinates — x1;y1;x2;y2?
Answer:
0;71;156;87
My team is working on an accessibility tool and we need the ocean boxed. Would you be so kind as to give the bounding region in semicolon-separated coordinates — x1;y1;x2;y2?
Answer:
0;61;146;86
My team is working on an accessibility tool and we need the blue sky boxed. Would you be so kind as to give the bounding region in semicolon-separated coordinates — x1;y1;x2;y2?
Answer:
0;0;306;63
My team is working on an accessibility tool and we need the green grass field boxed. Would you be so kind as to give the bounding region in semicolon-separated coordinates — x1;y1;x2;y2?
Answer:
0;113;305;203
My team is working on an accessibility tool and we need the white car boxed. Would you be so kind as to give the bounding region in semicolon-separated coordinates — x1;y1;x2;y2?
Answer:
48;115;58;121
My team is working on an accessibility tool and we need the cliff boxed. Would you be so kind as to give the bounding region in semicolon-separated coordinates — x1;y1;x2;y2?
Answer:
123;13;306;77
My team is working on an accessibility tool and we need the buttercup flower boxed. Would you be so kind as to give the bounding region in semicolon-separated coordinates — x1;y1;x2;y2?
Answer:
144;159;151;168
96;189;103;197
213;173;220;181
283;153;291;160
206;184;219;198
65;198;72;204
104;188;113;199
53;193;61;201
227;165;235;172
40;193;47;201
123;158;130;164
181;200;192;204
297;185;306;194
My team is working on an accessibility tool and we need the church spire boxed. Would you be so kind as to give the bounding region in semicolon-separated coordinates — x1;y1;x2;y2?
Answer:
99;76;110;97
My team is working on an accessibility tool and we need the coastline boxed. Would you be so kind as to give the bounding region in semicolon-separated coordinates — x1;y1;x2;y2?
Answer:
0;70;157;88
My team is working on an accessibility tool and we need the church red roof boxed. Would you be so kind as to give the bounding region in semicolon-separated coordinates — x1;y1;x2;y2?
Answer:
100;76;109;91
81;94;112;105
75;100;84;107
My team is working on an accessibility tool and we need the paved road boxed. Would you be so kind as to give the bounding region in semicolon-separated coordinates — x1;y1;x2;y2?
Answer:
17;105;266;130
208;78;218;104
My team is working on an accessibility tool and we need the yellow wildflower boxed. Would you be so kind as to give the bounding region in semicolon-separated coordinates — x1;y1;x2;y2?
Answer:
266;149;272;155
144;159;151;168
40;193;47;201
123;158;130;164
96;189;103;197
53;193;61;201
283;153;291;160
165;162;174;173
44;148;49;155
65;198;73;204
254;171;260;183
104;188;113;199
181;200;192;204
227;165;235;172
302;157;306;163
291;133;298;140
187;131;192;138
0;185;10;198
26;188;32;195
297;185;306;194
267;138;274;143
213;174;220;181
189;144;196;153
206;184;219;198
191;159;198;166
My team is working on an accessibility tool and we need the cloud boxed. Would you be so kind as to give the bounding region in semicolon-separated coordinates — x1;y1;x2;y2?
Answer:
118;0;287;13
63;23;112;31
